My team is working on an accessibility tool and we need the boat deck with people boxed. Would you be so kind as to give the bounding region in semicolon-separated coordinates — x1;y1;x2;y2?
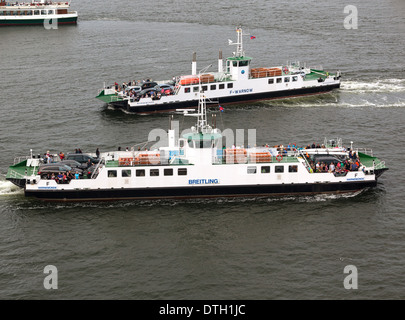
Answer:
96;27;341;114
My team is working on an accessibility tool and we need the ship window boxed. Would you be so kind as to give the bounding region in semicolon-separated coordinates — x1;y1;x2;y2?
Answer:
178;168;187;176
193;86;199;92
276;78;282;83
122;170;131;177
164;168;173;176
289;165;298;173
227;83;233;89
201;85;208;91
268;79;274;84
284;77;290;83
247;166;257;174
108;170;117;178
34;10;40;15
292;76;298;82
48;10;54;14
136;169;145;177
41;10;47;15
219;84;225;89
150;169;159;176
261;166;270;173
275;166;284;173
233;61;238;67
184;87;191;93
239;60;249;67
210;84;216;90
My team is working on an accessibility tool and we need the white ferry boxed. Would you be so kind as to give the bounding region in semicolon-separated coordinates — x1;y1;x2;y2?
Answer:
96;27;341;114
7;94;387;201
0;0;77;26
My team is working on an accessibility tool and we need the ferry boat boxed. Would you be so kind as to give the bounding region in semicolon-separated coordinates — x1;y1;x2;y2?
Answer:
7;94;387;202
0;0;77;26
96;27;341;114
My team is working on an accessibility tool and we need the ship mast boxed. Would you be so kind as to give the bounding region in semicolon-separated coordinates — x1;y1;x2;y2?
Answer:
228;26;248;57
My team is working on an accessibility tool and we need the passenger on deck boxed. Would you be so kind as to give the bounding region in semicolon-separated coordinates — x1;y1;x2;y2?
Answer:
75;171;80;179
311;143;316;149
59;152;65;161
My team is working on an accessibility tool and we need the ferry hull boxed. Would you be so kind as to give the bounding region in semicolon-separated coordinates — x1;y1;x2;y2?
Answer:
110;83;340;114
25;179;376;201
0;17;77;26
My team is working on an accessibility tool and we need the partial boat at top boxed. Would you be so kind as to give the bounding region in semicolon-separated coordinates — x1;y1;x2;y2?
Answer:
96;27;342;114
0;0;78;26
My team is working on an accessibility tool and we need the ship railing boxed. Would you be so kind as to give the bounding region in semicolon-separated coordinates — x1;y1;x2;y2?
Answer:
13;156;31;165
374;161;386;170
8;169;26;180
355;148;373;157
90;158;104;179
298;150;313;173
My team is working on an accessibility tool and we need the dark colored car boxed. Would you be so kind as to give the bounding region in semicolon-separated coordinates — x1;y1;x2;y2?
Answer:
139;88;160;97
312;154;346;166
154;84;174;91
60;159;87;170
38;164;83;176
141;81;158;90
65;153;99;164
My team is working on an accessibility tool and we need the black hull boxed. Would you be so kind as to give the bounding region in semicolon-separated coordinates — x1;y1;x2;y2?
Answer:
7;178;26;188
25;179;376;202
109;83;340;114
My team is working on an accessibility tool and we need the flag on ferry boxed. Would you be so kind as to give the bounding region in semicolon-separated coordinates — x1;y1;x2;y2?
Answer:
219;105;224;112
250;35;256;39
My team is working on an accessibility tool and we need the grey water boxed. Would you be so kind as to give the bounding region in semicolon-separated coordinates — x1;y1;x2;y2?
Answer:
0;0;404;299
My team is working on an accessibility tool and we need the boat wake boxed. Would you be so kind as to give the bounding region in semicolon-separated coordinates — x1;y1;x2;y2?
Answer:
341;79;405;94
0;179;22;196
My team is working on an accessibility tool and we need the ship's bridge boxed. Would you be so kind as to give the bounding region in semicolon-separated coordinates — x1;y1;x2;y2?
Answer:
179;131;222;165
226;56;252;81
182;132;222;149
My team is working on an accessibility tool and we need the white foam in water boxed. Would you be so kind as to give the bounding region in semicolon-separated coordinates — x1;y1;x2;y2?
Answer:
0;179;22;195
341;79;405;93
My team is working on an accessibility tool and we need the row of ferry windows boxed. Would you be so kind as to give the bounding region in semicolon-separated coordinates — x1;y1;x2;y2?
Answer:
183;76;299;93
268;76;298;84
0;10;55;15
108;168;187;178
248;165;298;174
107;166;298;178
184;83;233;93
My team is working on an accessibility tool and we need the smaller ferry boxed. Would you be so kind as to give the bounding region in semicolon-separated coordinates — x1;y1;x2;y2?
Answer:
7;94;387;202
0;0;77;26
96;27;341;114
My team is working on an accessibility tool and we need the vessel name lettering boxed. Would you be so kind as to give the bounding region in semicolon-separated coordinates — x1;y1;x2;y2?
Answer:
229;88;253;94
189;179;219;185
38;186;57;190
346;178;365;181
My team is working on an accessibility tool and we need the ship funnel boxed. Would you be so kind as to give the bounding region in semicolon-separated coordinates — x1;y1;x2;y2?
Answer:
192;52;197;75
218;50;223;72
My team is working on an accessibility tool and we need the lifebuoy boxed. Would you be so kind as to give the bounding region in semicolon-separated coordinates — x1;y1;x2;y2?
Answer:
276;154;283;162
